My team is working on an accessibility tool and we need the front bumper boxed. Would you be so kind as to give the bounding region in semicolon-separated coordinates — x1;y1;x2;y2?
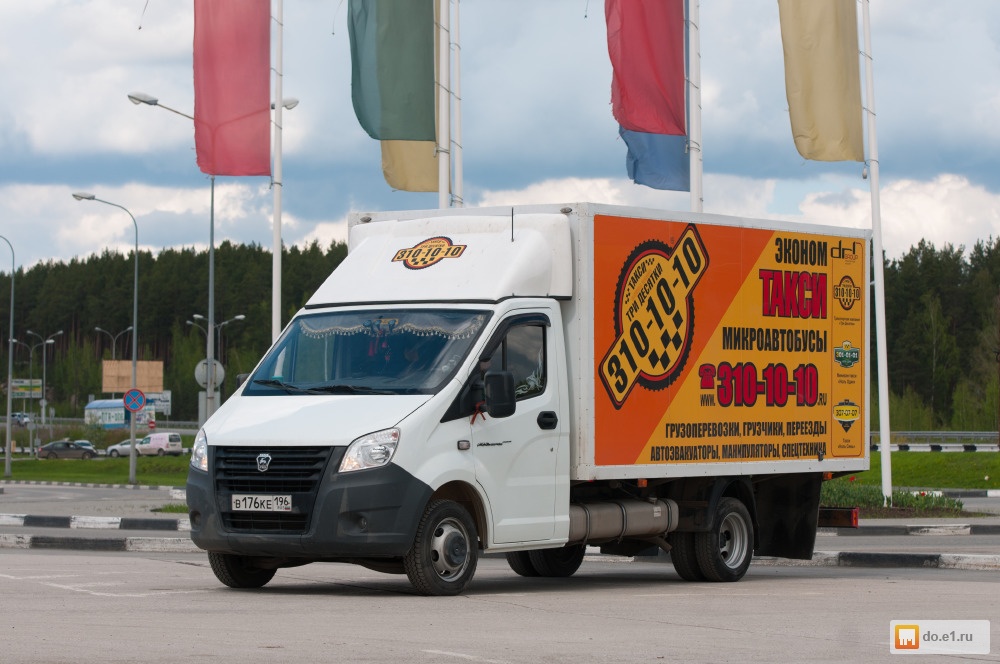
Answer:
186;446;432;559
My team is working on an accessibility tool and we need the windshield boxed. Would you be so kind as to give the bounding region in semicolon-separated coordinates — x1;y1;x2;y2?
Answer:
244;308;491;396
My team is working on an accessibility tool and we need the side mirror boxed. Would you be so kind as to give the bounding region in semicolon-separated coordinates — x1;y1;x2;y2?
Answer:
483;371;516;418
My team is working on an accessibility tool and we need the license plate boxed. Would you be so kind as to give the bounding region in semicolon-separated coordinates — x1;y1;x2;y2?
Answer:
231;494;292;512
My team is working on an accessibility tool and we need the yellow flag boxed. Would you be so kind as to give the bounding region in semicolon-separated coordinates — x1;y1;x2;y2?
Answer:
381;140;439;191
778;0;864;162
378;0;446;192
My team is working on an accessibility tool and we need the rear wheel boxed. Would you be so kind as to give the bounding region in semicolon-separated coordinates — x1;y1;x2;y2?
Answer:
667;531;705;581
404;499;478;596
207;552;277;589
505;551;540;577
47;453;57;459
694;497;753;582
528;544;586;577
156;449;165;456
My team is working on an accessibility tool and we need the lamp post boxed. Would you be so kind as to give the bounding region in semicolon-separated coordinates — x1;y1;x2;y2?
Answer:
95;326;132;399
189;313;244;413
73;192;139;485
20;334;47;430
11;339;28;414
95;326;133;360
0;235;13;478
27;330;62;428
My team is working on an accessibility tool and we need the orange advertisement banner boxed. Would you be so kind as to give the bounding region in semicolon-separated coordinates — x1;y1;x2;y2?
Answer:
593;214;866;466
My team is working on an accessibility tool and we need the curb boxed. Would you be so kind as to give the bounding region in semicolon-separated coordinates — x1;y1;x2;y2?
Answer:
0;480;183;491
818;524;1000;536
752;551;1000;571
1;533;998;571
0;514;190;531
0;533;197;553
4;513;994;537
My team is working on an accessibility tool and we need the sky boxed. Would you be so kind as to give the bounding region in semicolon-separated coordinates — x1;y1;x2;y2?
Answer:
1;1;1000;271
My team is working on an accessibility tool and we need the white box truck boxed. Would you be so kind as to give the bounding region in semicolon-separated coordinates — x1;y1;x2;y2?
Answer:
186;203;870;595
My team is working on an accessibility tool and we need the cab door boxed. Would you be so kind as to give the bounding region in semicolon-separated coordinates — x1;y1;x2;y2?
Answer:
471;310;563;544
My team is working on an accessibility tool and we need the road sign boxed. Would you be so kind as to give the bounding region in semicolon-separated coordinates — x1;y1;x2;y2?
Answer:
123;388;146;413
195;360;225;389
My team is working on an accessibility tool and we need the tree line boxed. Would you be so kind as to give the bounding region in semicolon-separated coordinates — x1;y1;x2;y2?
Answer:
0;240;346;422
0;235;998;429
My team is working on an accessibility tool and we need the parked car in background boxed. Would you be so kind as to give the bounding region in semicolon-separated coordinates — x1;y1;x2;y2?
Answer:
9;412;32;426
106;440;133;458
74;440;99;456
37;440;95;460
107;432;183;457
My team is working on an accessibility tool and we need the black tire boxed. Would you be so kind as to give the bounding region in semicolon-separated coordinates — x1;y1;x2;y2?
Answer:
157;449;165;456
47;453;57;460
667;531;706;581
109;449;119;458
694;497;753;582
528;544;586;577
505;551;540;577
82;452;94;460
404;499;478;596
207;552;277;589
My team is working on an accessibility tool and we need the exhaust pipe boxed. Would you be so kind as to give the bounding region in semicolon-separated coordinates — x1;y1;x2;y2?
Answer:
567;499;679;544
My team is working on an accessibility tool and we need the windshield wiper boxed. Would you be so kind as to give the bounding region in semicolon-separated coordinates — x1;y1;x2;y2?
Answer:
305;384;395;395
252;378;310;393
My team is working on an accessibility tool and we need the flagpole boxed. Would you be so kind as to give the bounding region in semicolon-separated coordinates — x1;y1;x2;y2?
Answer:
452;0;463;207
687;0;703;212
437;0;451;208
272;0;284;341
861;0;892;505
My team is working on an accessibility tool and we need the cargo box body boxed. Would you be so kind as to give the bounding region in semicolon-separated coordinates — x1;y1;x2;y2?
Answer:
339;203;871;482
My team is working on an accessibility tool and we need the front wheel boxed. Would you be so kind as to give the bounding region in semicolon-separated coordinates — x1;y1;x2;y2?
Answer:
528;544;586;577
109;449;119;458
207;552;277;589
694;497;753;582
404;499;478;596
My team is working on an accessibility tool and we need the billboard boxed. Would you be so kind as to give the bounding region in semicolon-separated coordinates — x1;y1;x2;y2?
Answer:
101;360;164;394
593;214;867;466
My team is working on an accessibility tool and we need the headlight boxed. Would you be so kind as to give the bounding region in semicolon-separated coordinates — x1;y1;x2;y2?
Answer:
339;428;399;473
190;428;208;472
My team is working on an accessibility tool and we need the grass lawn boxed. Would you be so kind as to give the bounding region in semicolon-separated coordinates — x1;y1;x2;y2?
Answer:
847;450;998;490
4;454;190;487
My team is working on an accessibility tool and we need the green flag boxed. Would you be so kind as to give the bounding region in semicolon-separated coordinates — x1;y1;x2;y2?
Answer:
349;0;436;141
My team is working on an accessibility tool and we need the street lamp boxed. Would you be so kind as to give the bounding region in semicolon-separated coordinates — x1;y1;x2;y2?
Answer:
0;235;13;478
95;326;133;360
189;313;244;413
26;329;62;427
10;339;29;413
72;192;140;485
95;326;132;399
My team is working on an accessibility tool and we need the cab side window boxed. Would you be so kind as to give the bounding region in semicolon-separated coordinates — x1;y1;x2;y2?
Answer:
489;324;546;401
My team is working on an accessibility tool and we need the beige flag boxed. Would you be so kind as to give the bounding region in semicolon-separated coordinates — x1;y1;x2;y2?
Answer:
379;0;444;192
381;140;439;191
778;0;864;162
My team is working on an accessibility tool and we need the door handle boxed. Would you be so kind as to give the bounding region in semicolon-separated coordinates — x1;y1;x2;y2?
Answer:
537;411;558;430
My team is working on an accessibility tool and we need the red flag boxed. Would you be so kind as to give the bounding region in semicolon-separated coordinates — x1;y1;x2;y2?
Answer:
606;0;685;136
193;0;271;176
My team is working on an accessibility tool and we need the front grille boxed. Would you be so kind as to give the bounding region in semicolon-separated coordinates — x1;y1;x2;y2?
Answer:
214;446;337;534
